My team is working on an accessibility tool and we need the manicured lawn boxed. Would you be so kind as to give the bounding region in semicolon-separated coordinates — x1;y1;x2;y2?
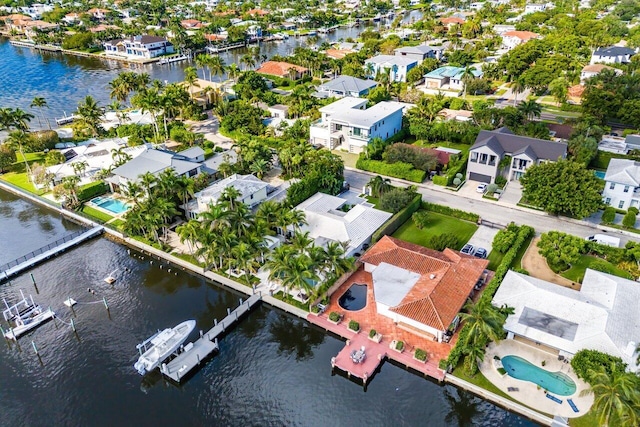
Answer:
512;235;533;270
568;411;599;427
486;250;504;271
452;367;512;401
561;255;632;283
110;219;126;230
78;204;114;223
365;195;383;210
1;171;44;194
16;151;46;163
331;150;358;168
392;211;478;251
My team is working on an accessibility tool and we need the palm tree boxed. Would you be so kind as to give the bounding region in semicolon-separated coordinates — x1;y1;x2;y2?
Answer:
240;54;256;71
176;219;201;255
139;171;157;198
510;79;526;106
76;95;103;136
183;66;199;98
123;181;143;205
517;99;542;122
231;241;260;285
220;186;242;211
72;160;89;178
458;299;505;346
6;130;33;182
368;175;391;198
227;63;241;82
60;175;81;207
131;87;162;140
9;108;34;131
460;66;476;98
195;54;210;81
208;55;226;81
289;231;314;252
30;97;49;129
108;75;131;105
175;176;195;219
462;339;486;376
249;158;270;179
581;364;640;427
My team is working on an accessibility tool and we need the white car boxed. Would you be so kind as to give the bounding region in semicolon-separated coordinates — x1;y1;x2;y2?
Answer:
476;183;488;193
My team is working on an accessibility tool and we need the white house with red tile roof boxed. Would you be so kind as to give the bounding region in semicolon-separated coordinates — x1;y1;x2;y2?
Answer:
501;30;540;50
361;236;488;342
440;16;465;29
256;60;308;78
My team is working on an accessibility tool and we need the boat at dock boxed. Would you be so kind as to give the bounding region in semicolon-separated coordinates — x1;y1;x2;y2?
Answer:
55;113;78;126
134;320;196;375
158;54;190;65
2;290;55;340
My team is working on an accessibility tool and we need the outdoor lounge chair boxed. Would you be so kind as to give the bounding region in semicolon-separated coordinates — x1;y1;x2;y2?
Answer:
546;393;563;404
567;399;579;413
507;387;519;392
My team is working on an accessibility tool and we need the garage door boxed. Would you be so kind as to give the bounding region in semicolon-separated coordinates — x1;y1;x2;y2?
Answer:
468;173;492;183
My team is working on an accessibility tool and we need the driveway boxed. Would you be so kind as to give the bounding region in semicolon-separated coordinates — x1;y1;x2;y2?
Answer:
500;180;523;205
466;226;500;253
458;180;485;200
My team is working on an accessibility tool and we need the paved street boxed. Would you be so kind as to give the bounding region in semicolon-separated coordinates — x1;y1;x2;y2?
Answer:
344;168;637;246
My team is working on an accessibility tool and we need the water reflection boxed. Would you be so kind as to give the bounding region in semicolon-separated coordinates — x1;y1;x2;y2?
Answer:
269;313;325;361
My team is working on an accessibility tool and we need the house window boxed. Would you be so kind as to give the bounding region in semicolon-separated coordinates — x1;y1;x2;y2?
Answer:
605;197;611;204
470;152;478;163
489;155;496;166
619;200;625;209
250;194;254;199
479;153;488;164
624;185;630;193
335;124;342;131
609;182;615;190
353;128;361;136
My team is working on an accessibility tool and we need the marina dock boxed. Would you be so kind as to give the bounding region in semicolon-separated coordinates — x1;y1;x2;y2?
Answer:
0;226;104;282
161;292;262;383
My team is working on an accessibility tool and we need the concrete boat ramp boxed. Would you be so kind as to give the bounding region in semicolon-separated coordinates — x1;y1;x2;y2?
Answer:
160;292;262;383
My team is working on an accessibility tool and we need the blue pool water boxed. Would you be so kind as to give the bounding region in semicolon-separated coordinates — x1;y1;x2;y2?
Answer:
594;170;606;179
338;283;367;311
501;355;576;396
91;197;130;214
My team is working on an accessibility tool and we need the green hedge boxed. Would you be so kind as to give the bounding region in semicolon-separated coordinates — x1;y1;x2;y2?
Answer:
371;194;422;243
422;202;479;222
433;153;468;186
356;158;426;183
443;224;534;370
432;175;447;186
78;181;108;202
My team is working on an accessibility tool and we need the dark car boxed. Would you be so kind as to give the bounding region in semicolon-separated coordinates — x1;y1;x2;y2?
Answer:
461;244;474;255
474;247;488;259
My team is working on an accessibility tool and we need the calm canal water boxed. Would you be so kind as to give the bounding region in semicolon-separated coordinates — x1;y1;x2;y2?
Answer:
0;190;537;426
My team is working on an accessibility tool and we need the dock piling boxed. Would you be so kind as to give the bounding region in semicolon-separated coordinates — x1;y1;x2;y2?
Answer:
31;341;38;355
70;318;76;332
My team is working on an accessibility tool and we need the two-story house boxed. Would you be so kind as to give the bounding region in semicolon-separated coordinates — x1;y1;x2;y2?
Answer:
590;46;637;65
466;127;568;183
315;75;378;98
501;30;540;50
394;45;444;63
364;55;418;83
423;66;483;92
104;35;174;59
602;159;640;210
309;97;404;153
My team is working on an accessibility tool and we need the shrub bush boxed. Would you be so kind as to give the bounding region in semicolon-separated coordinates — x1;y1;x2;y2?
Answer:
371;194;422;242
329;312;340;322
628;206;639;215
571;349;626;383
412;211;429;229
356;158;426;182
492;223;520;253
622;211;637;228
348;320;360;331
422;202;480;222
495;176;507;187
380;187;418;213
414;348;428;361
453;177;461;186
601;206;616;224
395;340;404;351
429;233;459;251
77;181;108;202
433;153;468;186
369;329;377;338
589;259;616;275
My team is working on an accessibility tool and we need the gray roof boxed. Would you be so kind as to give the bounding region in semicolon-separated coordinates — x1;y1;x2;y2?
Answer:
593;46;636;58
394;45;435;55
471;127;567;161
372;262;421;307
201;149;238;174
317;75;377;94
365;54;418;67
604;158;640;186
111;149;200;181
178;146;204;160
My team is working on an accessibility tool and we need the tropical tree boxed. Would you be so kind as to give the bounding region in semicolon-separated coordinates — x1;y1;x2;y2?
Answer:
8;108;34;131
460;66;476;99
227;63;241;82
175;175;195;219
459;299;505;346
517;100;542;122
240;54;256;71
183;66;199;98
6;130;33;182
30;97;49;129
581;365;640;427
462;339;486;376
176;219;201;255
76;95;104;136
368;175;392;197
208;55;226;81
510;79;526;106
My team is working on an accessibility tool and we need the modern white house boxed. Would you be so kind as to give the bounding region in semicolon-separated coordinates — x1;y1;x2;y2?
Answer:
394;44;444;63
492;269;640;370
602;159;640;210
364;55;418;83
315;75;378;98
104;35;174;59
362;236;488;342
523;3;552;14
309;97;404;153
590;46;637;65
294;192;392;257
501;30;540;50
466;127;568;183
185;173;269;219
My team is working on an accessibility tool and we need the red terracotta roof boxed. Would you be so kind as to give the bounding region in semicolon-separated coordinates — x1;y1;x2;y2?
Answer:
247;8;269;16
568;84;585;98
440;17;465;25
325;48;351;59
363;236;488;331
502;30;539;41
256;61;308;77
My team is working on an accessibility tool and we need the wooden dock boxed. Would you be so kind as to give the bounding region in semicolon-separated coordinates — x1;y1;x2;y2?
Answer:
0;226;104;282
161;292;262;383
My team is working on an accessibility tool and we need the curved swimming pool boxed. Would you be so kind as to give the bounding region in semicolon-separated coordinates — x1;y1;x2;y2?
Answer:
338;284;367;311
501;355;576;396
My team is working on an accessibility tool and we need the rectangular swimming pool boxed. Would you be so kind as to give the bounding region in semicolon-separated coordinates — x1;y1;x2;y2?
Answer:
91;196;130;214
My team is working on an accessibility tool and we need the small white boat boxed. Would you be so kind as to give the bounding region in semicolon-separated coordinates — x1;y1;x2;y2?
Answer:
134;320;196;375
104;269;118;284
158;54;189;65
55;114;78;126
2;290;55;340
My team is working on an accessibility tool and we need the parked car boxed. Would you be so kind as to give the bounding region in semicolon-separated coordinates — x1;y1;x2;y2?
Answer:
474;247;488;259
461;244;474;255
476;183;487;193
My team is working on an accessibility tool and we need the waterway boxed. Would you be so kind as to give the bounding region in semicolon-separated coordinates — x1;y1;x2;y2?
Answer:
0;189;537;426
0;11;423;129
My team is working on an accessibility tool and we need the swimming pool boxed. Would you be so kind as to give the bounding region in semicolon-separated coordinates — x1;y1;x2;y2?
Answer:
91;196;130;214
594;170;606;179
501;355;576;396
338;283;367;311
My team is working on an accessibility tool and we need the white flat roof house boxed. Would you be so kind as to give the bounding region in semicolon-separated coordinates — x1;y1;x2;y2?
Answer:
294;192;392;257
186;173;269;219
364;54;418;82
602;158;640;210
493;270;640;370
309;97;404;153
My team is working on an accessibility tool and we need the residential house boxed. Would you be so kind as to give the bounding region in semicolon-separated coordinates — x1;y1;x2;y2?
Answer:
104;35;174;59
364;55;418;83
87;8;109;20
501;30;540;50
316;75;378;98
186;174;269;219
493;24;516;35
492;269;640;370
466;127;568;183
602;159;640;209
309;97;404;153
361;236;488;342
62;12;80;24
256;61;308;79
19;4;53;19
107;148;202;193
294;192;392;257
580;64;622;82
590;46;637;64
267;104;289;119
394;45;444;62
423;66;483;92
335;42;363;52
524;3;551;14
200;149;238;178
324;49;352;60
440;16;465;29
181;19;204;30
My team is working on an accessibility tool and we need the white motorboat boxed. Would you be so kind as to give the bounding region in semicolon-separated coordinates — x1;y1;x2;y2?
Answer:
134;320;196;375
2;290;55;340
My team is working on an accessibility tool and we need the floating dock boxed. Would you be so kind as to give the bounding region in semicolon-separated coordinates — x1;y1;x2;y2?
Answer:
161;292;262;383
0;226;104;282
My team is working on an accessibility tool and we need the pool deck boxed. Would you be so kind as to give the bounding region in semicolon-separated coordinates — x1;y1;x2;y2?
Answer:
479;340;593;418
